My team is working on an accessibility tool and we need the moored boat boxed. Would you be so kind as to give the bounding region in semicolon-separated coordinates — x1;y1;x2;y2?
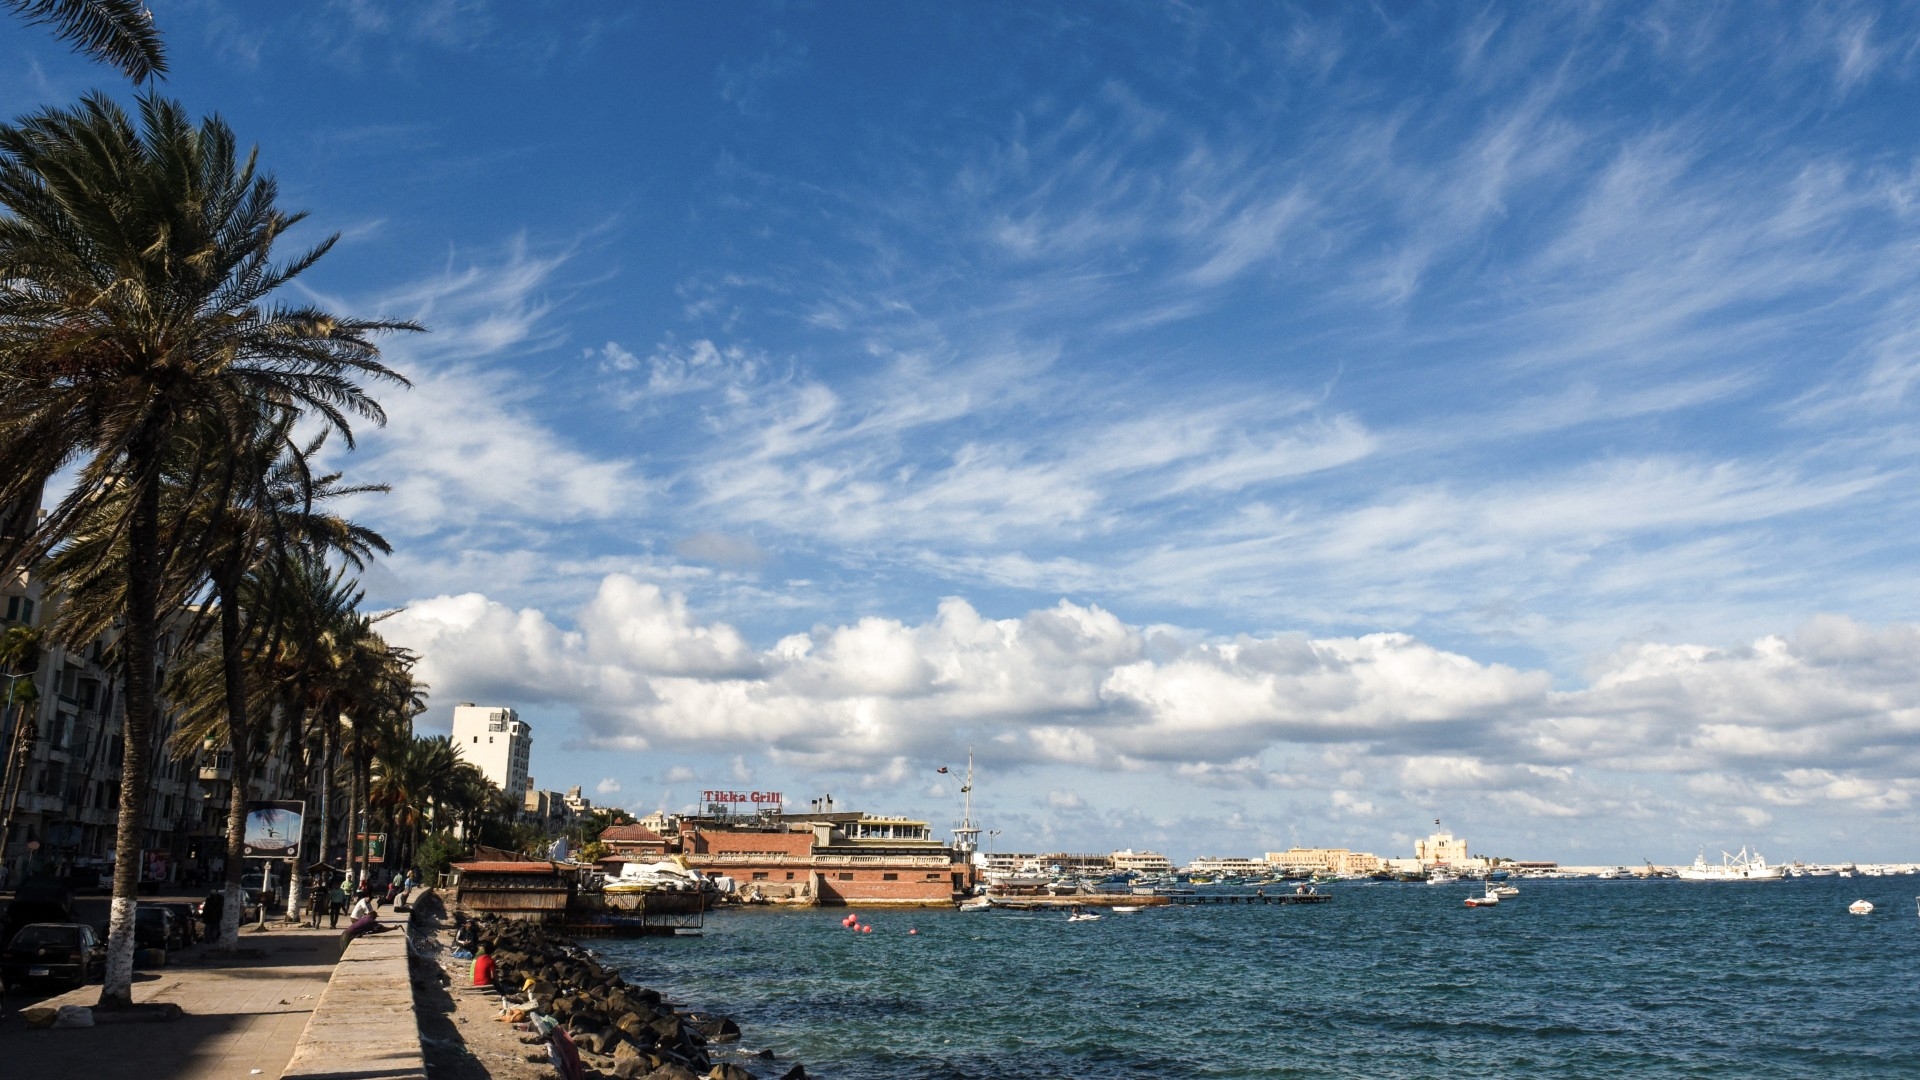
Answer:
1676;846;1784;882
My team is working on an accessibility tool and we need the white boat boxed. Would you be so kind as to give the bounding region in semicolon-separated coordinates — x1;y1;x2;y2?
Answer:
1066;910;1102;922
1427;870;1459;886
1110;905;1142;914
957;896;993;912
1490;885;1519;898
1849;899;1873;915
1675;846;1784;882
1464;884;1500;908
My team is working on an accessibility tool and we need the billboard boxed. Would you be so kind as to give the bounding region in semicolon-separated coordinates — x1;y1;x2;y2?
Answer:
243;800;305;859
353;832;388;864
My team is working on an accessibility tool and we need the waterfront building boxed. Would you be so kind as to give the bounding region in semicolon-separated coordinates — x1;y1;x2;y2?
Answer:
675;807;974;905
1111;848;1174;873
451;703;532;801
599;823;671;861
1265;847;1384;875
1185;855;1270;876
1415;826;1470;868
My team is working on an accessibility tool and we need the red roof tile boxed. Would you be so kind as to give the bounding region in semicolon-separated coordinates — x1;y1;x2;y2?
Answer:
453;861;562;874
599;825;665;843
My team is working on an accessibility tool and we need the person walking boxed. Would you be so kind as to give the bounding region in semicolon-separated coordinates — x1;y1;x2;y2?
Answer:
201;889;225;943
326;881;348;929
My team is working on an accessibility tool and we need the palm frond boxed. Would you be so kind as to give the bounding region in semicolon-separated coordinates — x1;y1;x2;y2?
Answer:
3;1;167;83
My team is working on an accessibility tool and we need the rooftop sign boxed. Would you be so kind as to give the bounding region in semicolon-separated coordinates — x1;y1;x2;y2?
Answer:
703;790;785;806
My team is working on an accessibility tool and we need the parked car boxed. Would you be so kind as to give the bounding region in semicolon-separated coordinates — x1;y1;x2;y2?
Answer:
1;923;106;990
152;901;202;945
0;879;75;947
135;905;188;953
240;871;284;910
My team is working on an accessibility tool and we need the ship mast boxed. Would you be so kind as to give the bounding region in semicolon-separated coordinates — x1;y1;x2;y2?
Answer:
952;746;980;854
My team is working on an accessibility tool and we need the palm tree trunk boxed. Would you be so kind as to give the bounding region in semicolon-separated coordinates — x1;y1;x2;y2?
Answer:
0;695;32;868
316;718;332;869
212;561;253;944
282;695;310;923
100;462;161;1009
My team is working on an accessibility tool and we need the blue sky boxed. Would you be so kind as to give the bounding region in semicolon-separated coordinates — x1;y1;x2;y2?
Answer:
9;2;1920;863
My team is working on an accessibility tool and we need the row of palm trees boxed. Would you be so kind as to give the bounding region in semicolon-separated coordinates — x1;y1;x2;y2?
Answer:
0;4;468;1008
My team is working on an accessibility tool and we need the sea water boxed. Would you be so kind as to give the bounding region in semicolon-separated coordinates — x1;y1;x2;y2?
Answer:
592;876;1920;1078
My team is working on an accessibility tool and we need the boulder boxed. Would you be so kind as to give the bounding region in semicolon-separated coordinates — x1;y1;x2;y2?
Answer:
611;1055;653;1080
779;1066;809;1080
707;1066;754;1080
690;1014;740;1043
641;1066;701;1080
616;1012;657;1043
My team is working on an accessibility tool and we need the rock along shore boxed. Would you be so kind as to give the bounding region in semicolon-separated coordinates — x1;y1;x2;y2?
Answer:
432;902;807;1080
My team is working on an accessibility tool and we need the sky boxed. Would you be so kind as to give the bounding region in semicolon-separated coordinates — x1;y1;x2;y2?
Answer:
7;1;1920;864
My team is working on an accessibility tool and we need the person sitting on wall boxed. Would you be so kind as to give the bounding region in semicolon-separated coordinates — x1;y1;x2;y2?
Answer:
340;890;396;943
472;945;497;989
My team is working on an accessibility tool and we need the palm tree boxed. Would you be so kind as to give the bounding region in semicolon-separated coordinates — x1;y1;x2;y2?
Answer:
0;94;412;1006
4;0;166;82
0;624;41;861
372;733;463;872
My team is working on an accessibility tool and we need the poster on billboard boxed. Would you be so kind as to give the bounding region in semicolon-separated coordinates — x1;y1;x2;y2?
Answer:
243;800;305;859
354;832;388;864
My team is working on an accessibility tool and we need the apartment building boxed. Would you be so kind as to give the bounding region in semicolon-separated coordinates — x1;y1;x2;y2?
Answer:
1;567;304;886
451;704;532;801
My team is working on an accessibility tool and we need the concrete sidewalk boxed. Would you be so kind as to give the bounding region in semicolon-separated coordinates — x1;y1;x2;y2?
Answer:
0;923;347;1080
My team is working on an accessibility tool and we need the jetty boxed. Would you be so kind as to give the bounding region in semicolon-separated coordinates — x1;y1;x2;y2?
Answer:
1166;892;1330;905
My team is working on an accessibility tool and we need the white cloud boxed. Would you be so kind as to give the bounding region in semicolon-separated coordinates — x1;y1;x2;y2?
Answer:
595;777;622;796
385;579;1920;824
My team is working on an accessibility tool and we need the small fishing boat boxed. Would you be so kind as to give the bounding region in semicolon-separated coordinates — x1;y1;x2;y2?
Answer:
1427;870;1459;886
1067;910;1102;922
1849;899;1873;915
957;896;993;912
1490;885;1519;898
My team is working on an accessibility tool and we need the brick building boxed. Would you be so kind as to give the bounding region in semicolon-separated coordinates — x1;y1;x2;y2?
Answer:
599;823;672;862
667;810;973;906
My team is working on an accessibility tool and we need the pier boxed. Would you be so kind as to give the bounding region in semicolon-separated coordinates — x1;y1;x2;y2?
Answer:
1166;892;1331;906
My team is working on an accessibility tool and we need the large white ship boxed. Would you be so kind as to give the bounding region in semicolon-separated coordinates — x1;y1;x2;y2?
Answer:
1676;846;1784;882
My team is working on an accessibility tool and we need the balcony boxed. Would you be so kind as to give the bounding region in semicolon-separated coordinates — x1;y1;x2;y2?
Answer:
198;764;231;782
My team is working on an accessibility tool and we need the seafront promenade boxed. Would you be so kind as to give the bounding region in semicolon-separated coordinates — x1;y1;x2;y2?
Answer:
0;919;348;1080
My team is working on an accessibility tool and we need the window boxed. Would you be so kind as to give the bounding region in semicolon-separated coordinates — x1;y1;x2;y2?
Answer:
925;873;942;881
785;871;795;880
751;872;769;881
4;596;15;620
837;872;853;881
882;873;898;881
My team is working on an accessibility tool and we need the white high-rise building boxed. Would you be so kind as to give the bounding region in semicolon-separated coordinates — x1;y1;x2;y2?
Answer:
451;704;532;801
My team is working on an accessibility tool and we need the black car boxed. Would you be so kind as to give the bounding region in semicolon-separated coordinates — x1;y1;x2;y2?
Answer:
133;906;185;955
152;901;201;945
1;923;106;990
0;880;76;947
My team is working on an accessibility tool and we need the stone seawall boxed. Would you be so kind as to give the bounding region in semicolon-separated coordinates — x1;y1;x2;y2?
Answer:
279;931;426;1080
